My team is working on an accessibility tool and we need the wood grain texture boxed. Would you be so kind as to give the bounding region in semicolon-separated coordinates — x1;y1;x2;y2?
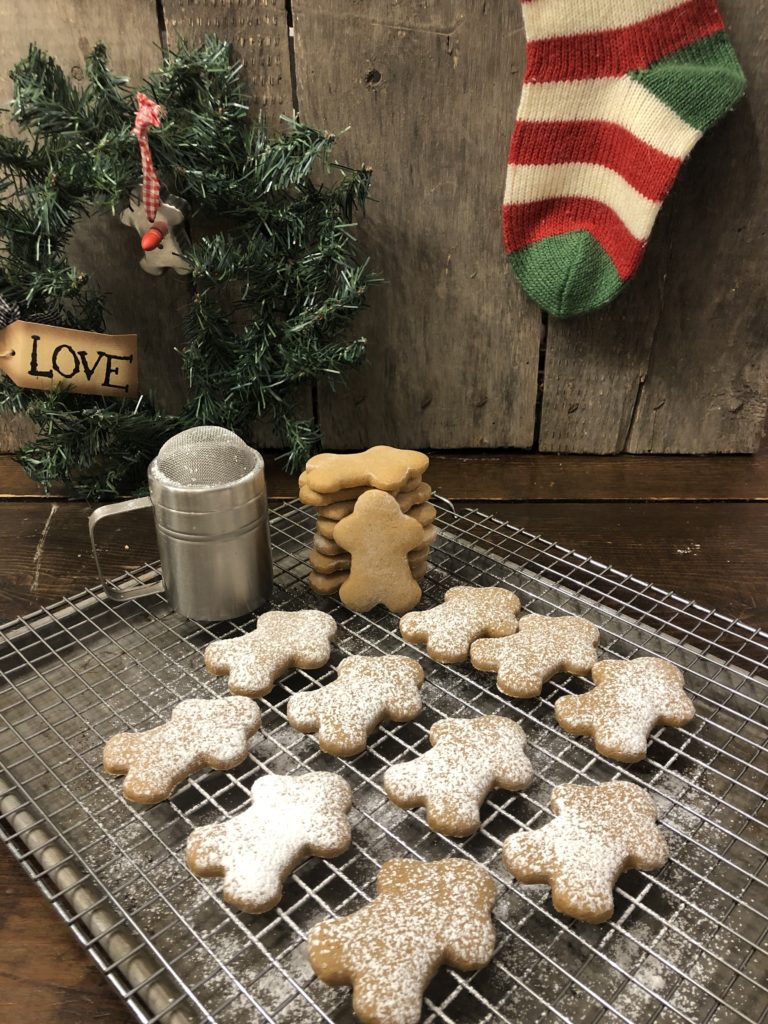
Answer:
292;0;541;449
0;852;130;1024
1;497;765;625
161;0;293;121
3;449;767;501
539;0;768;455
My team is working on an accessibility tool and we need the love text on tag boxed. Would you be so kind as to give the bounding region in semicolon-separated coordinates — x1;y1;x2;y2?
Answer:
0;321;138;398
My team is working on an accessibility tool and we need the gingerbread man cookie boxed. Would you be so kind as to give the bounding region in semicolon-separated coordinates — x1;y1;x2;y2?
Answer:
204;610;336;698
103;696;260;803
470;613;600;698
303;445;429;494
555;657;695;762
186;772;352;913
308;562;428;599
308;858;497;1024
333;490;426;613
400;586;521;664
287;655;424;756
310;532;434;575
316;482;433;522
503;781;668;923
384;716;533;836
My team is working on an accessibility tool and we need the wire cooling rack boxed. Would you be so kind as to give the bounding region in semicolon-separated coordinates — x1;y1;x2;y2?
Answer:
0;501;766;1024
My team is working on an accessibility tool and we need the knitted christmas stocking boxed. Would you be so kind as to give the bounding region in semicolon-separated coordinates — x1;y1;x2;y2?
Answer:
503;0;746;318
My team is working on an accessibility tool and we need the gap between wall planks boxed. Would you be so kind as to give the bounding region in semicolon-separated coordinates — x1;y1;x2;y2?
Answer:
1;0;766;457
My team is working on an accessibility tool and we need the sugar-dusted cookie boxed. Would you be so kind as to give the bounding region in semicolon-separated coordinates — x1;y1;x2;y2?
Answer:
503;781;668;923
186;772;352;913
555;657;695;762
400;586;521;664
384;716;533;836
309;858;496;1024
303;445;429;495
103;696;261;803
204;610;336;698
470;613;600;698
287;655;424;756
333;491;425;613
317;483;433;522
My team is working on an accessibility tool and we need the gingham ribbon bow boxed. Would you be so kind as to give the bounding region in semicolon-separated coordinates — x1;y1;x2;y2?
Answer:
132;92;164;223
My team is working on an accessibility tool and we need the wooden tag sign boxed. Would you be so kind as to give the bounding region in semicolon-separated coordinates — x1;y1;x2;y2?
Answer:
0;321;138;398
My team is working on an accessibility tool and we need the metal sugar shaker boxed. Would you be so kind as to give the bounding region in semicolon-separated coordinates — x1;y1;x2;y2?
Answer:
89;425;272;621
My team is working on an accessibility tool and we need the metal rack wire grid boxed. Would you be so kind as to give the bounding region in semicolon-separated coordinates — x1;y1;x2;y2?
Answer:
0;501;766;1024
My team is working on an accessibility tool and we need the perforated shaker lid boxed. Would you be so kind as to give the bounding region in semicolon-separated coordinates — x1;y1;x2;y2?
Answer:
148;426;265;512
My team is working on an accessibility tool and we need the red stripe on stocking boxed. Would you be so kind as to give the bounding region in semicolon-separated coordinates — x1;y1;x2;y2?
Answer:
524;0;724;82
508;120;683;201
503;196;646;280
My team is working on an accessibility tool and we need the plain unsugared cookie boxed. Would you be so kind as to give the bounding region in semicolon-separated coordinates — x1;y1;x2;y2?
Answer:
333;490;427;613
299;470;426;508
286;654;424;757
554;656;695;762
470;613;600;697
103;696;261;803
316;482;432;522
302;445;429;494
309;530;433;576
186;772;352;913
308;858;497;1024
203;609;337;698
400;586;521;663
383;715;534;836
503;781;668;923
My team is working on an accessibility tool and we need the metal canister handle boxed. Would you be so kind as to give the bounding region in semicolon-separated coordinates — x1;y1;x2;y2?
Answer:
88;497;165;601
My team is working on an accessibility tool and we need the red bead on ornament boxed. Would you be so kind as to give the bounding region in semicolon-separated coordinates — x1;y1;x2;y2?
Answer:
141;221;169;251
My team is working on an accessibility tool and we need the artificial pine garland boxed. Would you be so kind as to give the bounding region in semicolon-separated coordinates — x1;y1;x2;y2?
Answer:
0;38;374;498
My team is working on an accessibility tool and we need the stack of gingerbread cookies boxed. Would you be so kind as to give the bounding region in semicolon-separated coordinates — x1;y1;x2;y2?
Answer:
299;445;437;612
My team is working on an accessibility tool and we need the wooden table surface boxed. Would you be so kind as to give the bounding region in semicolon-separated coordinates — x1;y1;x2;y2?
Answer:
1;450;766;1024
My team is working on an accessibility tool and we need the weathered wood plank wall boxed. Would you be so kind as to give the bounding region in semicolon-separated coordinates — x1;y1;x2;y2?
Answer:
1;0;765;454
293;0;541;449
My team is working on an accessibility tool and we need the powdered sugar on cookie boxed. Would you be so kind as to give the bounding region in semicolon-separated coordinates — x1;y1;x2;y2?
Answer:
103;696;261;803
503;781;668;923
400;586;521;663
186;772;352;913
204;609;337;698
470;613;600;698
555;657;695;762
308;858;497;1024
384;715;533;836
287;655;424;756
